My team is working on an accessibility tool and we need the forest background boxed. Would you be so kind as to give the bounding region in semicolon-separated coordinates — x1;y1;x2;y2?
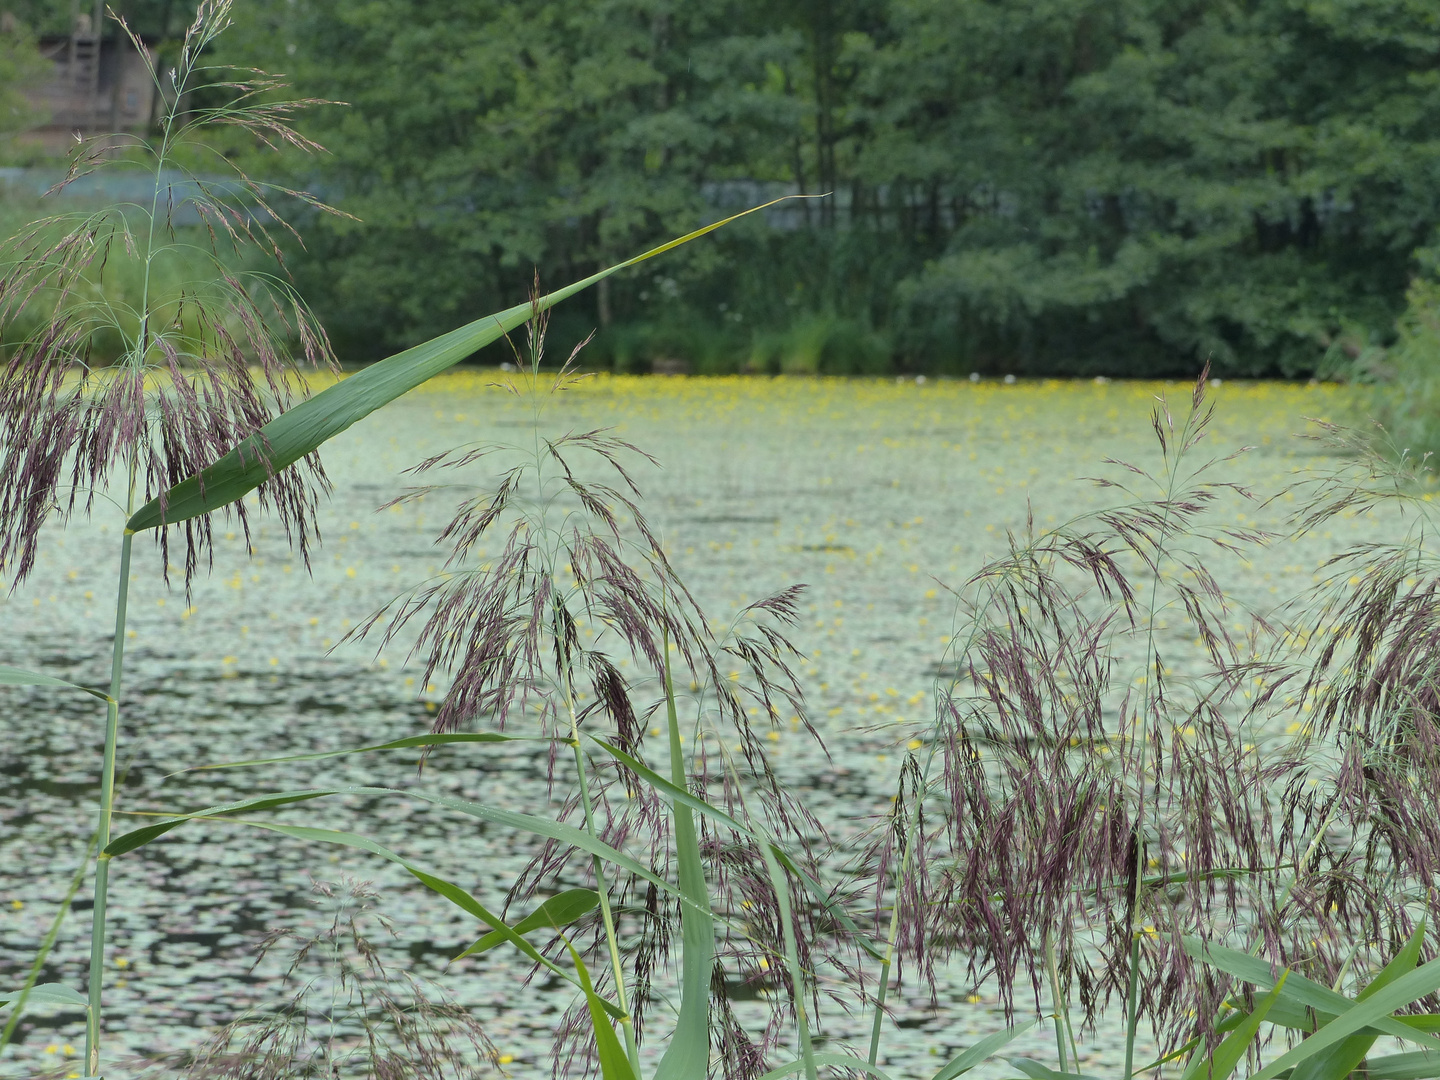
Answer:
2;0;1440;380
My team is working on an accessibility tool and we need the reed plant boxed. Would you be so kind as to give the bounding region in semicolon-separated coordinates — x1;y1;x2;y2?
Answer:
5;11;1440;1080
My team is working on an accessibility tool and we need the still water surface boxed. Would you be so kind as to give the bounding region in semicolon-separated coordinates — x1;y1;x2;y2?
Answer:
0;374;1374;1077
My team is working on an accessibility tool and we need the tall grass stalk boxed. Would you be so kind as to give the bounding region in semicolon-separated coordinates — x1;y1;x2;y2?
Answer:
0;833;95;1058
0;2;344;1067
85;526;132;1072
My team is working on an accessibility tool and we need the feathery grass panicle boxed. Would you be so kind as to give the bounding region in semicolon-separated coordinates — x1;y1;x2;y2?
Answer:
867;371;1305;1048
350;300;848;1076
158;879;495;1079
0;0;346;590
858;370;1440;1063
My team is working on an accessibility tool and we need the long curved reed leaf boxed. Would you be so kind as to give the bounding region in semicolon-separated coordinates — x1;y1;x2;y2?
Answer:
177;731;556;774
125;197;810;534
590;736;883;958
1366;1051;1440;1080
563;938;638;1080
1184;938;1440;1049
455;888;599;959
104;786;716;930
1288;922;1427;1080
1180;973;1288;1080
1249;960;1440;1080
931;1018;1041;1080
0;983;88;1010
0;665;112;702
757;1053;900;1080
653;641;713;1080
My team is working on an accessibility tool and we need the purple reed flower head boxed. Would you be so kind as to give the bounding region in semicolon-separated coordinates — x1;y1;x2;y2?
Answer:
349;310;868;1072
0;0;348;593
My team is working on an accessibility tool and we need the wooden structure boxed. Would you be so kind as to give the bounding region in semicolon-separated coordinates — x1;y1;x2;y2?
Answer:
20;1;157;152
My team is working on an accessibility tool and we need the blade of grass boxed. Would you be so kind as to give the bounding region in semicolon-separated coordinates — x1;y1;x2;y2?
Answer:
1184;938;1440;1050
0;983;89;1009
455;888;599;959
175;731;555;774
1009;1058;1104;1080
0;665;112;702
760;839;817;1080
1288;921;1428;1080
1366;1051;1440;1080
654;629;714;1080
125;197;815;534
1179;972;1288;1080
103;787;715;950
758;1053;899;1080
563;938;638;1080
931;1018;1041;1080
0;834;96;1059
1248;958;1440;1080
589;736;883;959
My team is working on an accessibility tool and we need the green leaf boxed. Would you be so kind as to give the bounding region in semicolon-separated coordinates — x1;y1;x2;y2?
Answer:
0;664;111;702
103;790;334;856
185;732;548;773
0;982;88;1010
931;1018;1040;1080
125;199;805;534
148;813;628;1020
758;1053;899;1080
1184;937;1440;1050
1008;1058;1102;1080
1009;1069;1092;1080
1367;1051;1440;1080
564;939;638;1080
591;736;883;959
104;785;708;928
1288;921;1428;1080
1250;958;1440;1080
1181;971;1288;1080
654;640;714;1080
1360;923;1429;1002
102;789;661;1019
455;888;599;959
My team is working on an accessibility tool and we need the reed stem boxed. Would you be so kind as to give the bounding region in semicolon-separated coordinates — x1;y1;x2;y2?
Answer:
84;527;133;1076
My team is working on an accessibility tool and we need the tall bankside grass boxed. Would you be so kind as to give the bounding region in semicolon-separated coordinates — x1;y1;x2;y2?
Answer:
4;12;1440;1080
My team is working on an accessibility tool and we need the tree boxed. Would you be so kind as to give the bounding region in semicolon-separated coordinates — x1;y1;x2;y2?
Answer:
218;0;1440;376
858;0;1440;375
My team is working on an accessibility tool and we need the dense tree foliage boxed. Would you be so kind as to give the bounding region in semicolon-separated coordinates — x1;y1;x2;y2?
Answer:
215;0;1440;375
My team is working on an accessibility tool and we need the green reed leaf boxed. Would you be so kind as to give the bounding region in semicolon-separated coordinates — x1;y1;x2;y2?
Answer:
758;1053;899;1080
931;1019;1041;1080
654;641;714;1080
1184;937;1440;1051
563;938;637;1080
1288;921;1428;1080
1181;971;1288;1080
126;198;809;534
116;809;626;1020
105;785;711;929
0;983;88;1010
0;665;111;702
103;791;333;855
1008;1059;1102;1080
455;888;599;959
1366;1051;1440;1080
1250;958;1440;1080
590;736;883;959
181;731;551;773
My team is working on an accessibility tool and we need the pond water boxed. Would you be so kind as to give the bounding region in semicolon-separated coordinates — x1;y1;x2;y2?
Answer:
0;374;1387;1078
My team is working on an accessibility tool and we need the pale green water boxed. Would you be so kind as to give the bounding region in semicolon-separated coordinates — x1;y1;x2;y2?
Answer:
0;374;1395;1077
